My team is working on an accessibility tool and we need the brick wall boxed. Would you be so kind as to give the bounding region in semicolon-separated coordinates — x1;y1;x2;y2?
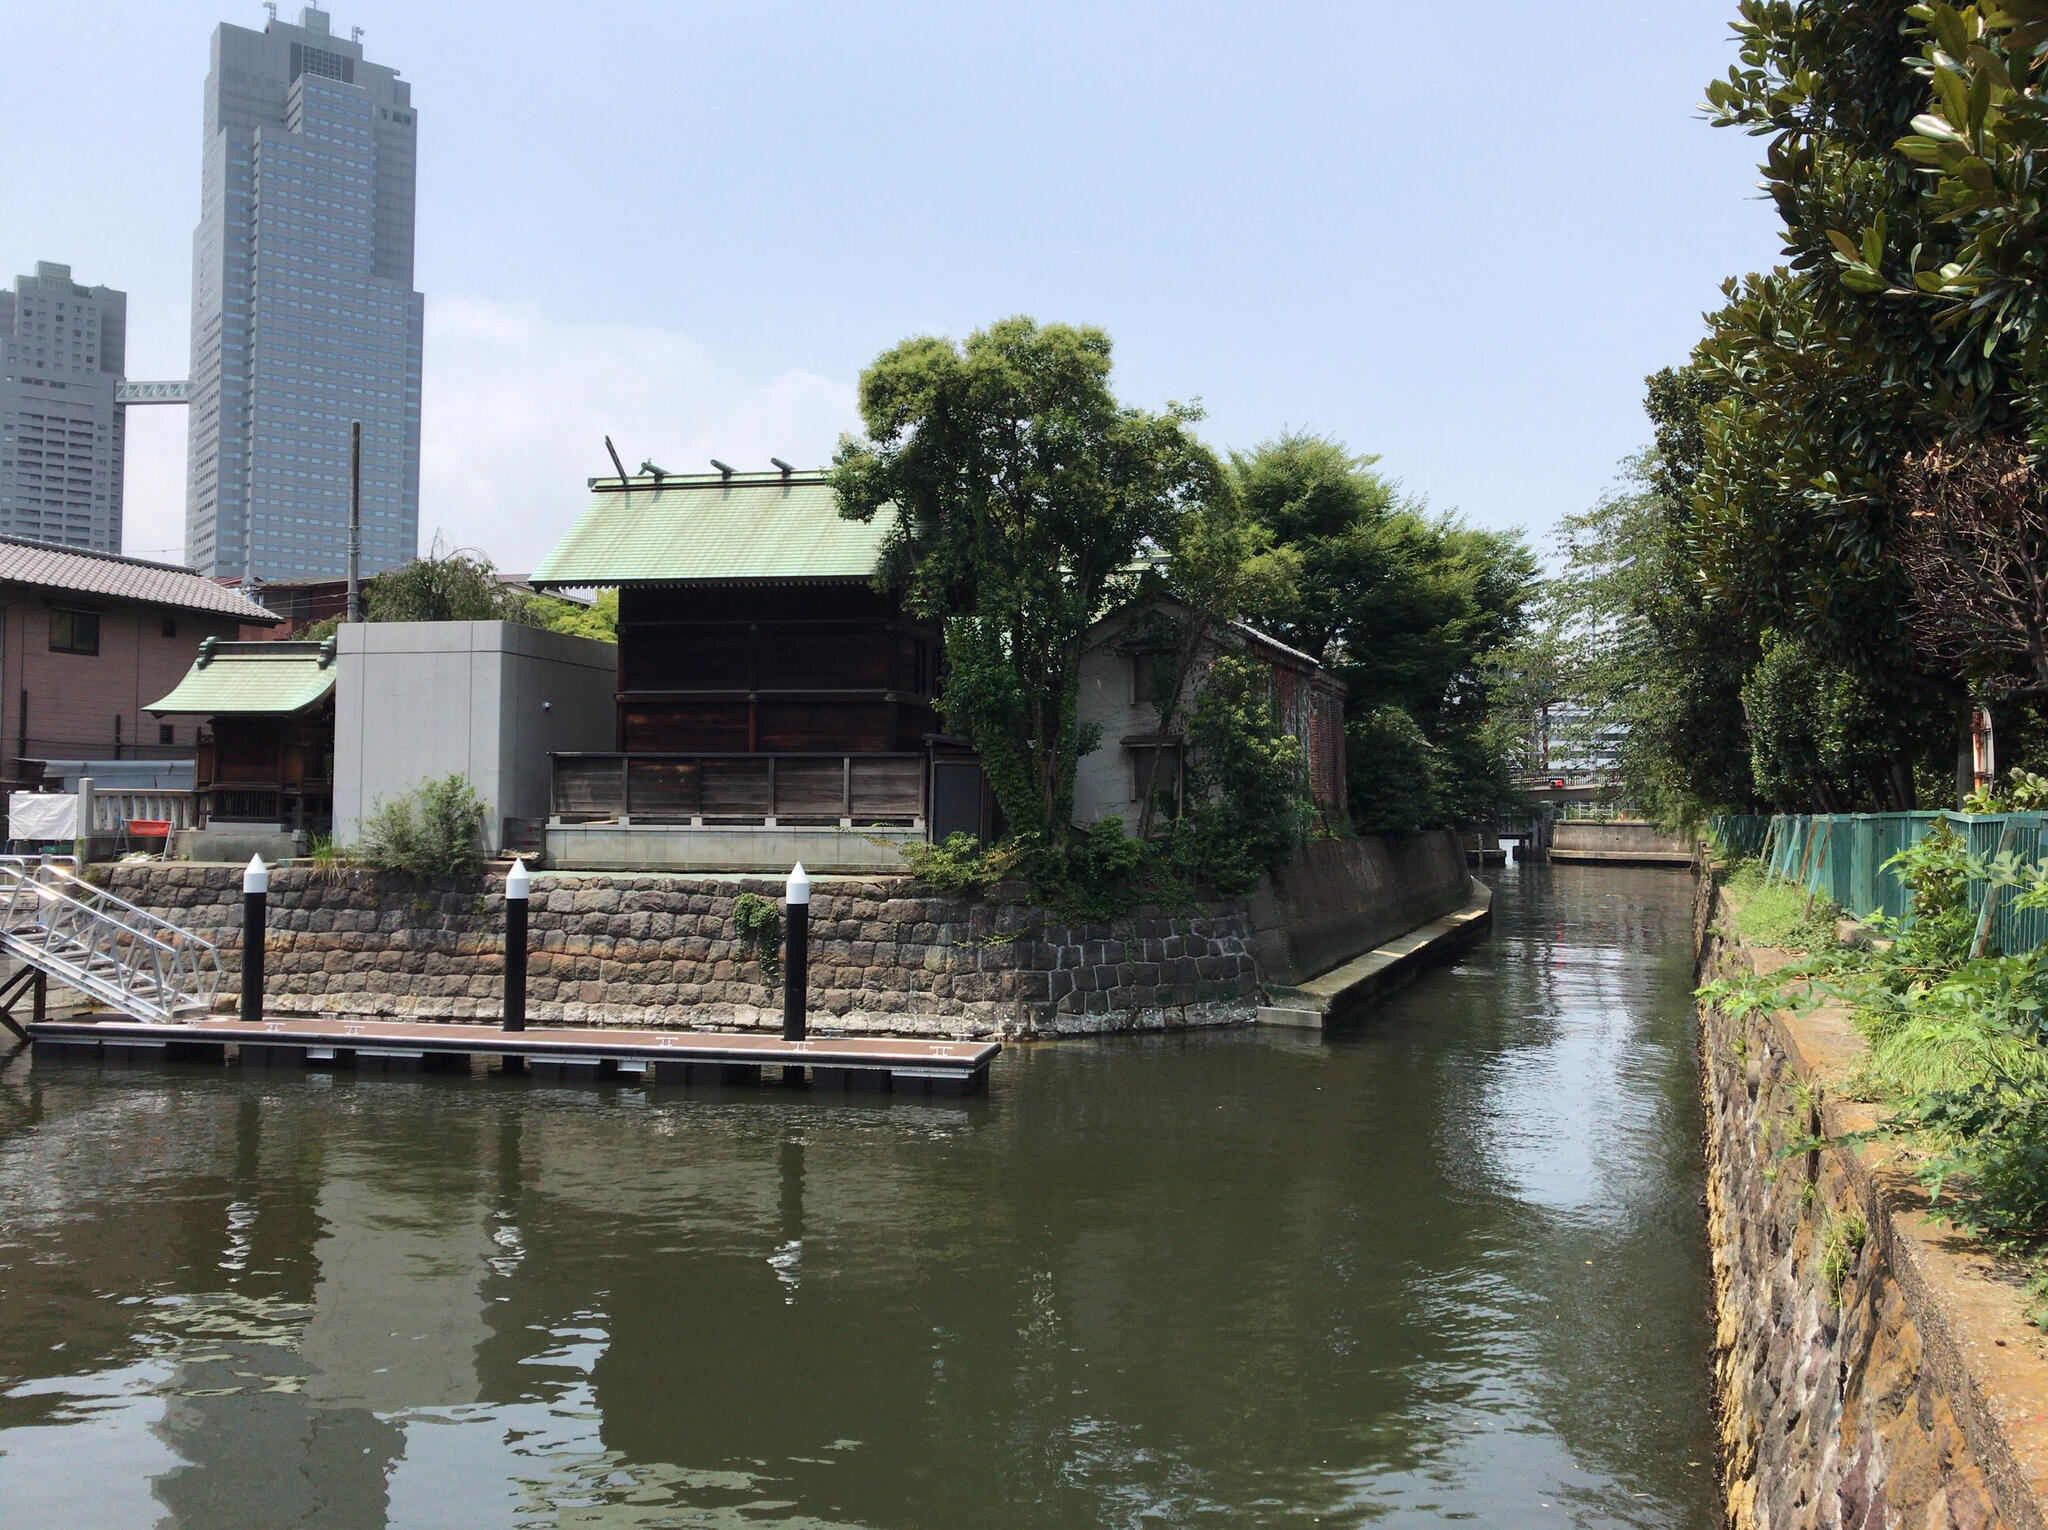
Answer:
96;864;1264;1040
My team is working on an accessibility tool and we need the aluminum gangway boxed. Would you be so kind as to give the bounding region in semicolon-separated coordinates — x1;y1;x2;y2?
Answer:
0;856;220;1035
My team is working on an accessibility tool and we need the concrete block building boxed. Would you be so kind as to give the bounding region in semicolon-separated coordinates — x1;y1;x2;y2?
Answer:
332;622;617;857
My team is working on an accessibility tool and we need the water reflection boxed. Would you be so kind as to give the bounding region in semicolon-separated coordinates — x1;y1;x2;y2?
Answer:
0;864;1715;1528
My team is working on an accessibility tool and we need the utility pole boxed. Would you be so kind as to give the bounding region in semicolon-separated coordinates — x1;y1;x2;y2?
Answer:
346;420;363;623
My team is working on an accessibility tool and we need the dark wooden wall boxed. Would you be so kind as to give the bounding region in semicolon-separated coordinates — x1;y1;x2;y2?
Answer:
616;584;941;754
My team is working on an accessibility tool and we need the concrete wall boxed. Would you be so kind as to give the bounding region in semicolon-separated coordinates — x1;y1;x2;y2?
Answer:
1244;830;1470;986
333;621;614;854
1549;819;1693;864
1696;871;2048;1530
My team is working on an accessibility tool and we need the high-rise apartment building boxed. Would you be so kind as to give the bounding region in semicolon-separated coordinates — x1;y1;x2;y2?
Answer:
185;4;420;580
0;263;128;552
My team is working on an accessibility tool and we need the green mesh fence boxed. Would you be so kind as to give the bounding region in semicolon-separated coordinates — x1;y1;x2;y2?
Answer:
1747;811;2048;956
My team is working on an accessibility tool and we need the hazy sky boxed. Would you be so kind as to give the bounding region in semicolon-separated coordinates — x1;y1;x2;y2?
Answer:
8;2;1785;571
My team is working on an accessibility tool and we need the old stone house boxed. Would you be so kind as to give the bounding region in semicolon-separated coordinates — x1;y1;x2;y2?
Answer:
1073;596;1347;830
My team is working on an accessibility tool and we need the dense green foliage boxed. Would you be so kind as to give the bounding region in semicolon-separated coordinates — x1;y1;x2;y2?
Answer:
1172;653;1314;890
302;546;617;642
353;773;488;881
1229;432;1538;830
834;317;1221;844
1559;0;2048;817
837;323;1534;909
1712;791;2048;1319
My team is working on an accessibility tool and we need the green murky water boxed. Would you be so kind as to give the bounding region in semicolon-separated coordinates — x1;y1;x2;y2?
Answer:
0;863;1717;1528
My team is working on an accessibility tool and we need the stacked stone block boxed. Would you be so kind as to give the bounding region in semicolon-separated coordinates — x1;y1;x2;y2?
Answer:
95;865;1262;1040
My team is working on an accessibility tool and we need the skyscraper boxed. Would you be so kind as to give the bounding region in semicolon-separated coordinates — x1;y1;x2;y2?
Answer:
0;262;128;552
184;4;420;580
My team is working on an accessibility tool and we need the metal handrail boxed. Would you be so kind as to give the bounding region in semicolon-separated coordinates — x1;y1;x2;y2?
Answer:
0;858;220;1021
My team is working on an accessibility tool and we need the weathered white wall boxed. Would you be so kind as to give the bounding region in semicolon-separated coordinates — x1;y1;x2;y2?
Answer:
332;621;615;853
1073;639;1142;827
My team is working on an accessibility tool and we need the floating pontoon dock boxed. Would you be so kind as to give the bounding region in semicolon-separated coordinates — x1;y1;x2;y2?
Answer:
26;1014;999;1094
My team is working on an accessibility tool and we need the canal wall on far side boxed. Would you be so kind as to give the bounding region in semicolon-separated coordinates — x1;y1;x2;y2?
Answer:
1694;868;2048;1530
93;863;1261;1040
89;831;1481;1042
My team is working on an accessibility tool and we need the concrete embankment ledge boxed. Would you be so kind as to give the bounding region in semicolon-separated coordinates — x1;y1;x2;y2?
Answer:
1243;832;1491;1028
1255;876;1492;1027
1549;819;1695;866
1696;866;2048;1530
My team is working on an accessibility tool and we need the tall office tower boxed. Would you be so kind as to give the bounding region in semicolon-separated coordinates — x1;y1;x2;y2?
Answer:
185;4;421;580
0;263;129;552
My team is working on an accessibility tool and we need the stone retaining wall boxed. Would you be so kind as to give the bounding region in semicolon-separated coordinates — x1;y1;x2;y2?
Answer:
95;864;1263;1041
1695;868;2048;1530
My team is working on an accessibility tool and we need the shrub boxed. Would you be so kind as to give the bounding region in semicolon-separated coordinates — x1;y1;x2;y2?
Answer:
354;774;487;880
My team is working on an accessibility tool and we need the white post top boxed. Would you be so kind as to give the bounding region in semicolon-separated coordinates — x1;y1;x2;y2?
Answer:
506;858;530;900
785;861;811;906
243;854;269;895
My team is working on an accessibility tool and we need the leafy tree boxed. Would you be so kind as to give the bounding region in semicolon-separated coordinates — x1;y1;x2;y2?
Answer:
1171;651;1313;890
1693;0;2048;793
366;539;506;622
305;541;617;643
1346;705;1442;834
1742;634;1941;809
1126;490;1299;836
1228;431;1538;822
834;317;1222;842
1551;456;1760;818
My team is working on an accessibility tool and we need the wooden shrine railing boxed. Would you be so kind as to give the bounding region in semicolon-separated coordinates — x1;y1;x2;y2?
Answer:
551;753;926;828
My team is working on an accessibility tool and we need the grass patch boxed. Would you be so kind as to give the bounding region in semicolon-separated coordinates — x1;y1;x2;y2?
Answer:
1723;859;1845;953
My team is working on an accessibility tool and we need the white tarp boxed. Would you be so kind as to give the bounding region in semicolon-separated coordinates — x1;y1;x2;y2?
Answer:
8;792;77;842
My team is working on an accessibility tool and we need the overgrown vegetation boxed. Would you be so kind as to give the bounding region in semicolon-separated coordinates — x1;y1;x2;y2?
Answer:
299;539;617;643
354;773;488;881
1709;780;2048;1324
730;892;783;984
1548;2;2048;821
1722;860;1845;954
833;320;1534;913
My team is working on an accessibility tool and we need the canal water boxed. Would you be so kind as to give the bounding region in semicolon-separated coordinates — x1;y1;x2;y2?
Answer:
0;864;1717;1528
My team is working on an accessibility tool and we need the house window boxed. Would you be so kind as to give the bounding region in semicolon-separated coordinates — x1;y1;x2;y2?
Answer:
162;615;178;638
159;724;175;746
1131;651;1167;708
49;608;99;655
1129;743;1183;809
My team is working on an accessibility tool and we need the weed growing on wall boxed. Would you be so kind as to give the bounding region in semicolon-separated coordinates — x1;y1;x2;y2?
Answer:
1706;818;2048;1325
730;893;783;984
355;774;487;881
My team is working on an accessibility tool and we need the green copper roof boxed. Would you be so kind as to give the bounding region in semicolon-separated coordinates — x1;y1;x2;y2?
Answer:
529;470;896;587
147;639;337;716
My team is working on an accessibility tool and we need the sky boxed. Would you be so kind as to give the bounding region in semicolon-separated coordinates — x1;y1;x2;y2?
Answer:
6;1;1787;572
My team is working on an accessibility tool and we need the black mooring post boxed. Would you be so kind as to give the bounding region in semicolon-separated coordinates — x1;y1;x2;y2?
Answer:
503;859;529;1033
782;862;810;1044
240;855;268;1026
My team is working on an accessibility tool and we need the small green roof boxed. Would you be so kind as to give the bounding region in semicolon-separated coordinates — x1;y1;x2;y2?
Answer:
529;470;895;587
148;639;337;716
